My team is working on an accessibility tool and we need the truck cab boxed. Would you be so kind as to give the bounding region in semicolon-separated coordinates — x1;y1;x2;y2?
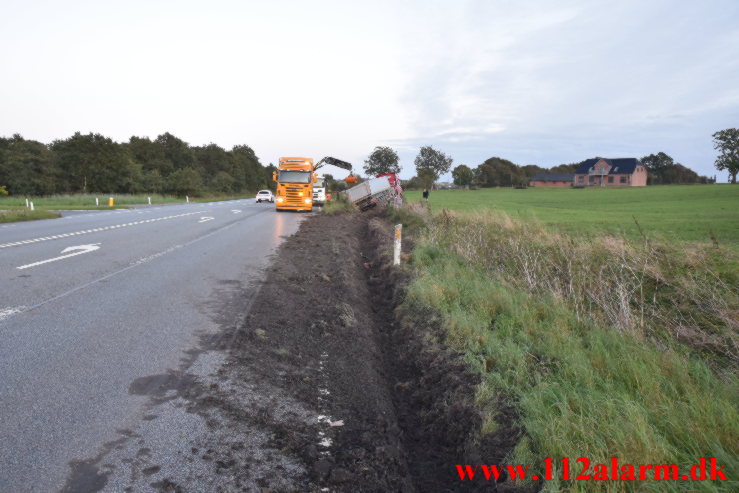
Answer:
273;157;316;212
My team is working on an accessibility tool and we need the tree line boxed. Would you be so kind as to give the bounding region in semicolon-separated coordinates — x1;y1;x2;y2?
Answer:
0;132;275;196
362;146;720;189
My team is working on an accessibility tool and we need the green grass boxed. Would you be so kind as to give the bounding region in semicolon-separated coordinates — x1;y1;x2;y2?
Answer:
0;209;60;223
394;206;738;491
323;193;354;214
407;185;739;245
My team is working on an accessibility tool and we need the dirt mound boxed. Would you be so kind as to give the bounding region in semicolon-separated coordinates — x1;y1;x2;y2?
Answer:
171;209;512;492
216;211;505;491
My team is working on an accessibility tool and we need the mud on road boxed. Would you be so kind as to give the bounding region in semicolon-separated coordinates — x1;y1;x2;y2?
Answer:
74;211;505;492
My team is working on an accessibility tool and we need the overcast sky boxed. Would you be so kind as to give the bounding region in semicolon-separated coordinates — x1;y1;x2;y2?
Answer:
2;0;738;180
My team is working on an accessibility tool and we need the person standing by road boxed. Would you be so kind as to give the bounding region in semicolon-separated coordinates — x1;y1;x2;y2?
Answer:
422;188;429;201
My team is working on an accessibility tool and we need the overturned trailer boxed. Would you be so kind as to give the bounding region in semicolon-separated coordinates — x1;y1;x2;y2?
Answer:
345;173;403;211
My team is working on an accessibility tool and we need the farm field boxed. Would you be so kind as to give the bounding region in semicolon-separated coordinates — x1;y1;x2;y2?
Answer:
406;184;739;245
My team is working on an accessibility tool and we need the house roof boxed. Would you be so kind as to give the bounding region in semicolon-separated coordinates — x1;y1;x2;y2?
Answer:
530;173;574;182
575;158;641;175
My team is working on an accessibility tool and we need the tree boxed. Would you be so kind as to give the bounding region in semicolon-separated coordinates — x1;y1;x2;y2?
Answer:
230;144;262;191
520;164;546;179
210;171;235;193
641;152;707;184
167;167;203;196
193;143;229;188
414;146;453;188
51;132;134;193
451;164;473;188
156;132;195;171
641;152;675;184
364;146;400;176
0;134;59;195
127;136;171;175
474;157;526;187
549;163;578;173
712;128;739;183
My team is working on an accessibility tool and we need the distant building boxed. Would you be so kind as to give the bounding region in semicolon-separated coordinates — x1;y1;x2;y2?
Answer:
529;173;575;187
574;158;647;187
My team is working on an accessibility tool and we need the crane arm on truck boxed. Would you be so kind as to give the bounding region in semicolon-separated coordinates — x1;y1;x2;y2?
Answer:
315;157;352;172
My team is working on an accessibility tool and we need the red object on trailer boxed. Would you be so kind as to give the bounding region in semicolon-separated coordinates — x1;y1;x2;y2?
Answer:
376;173;404;207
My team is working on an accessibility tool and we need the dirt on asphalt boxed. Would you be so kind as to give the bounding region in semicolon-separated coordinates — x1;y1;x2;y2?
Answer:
75;210;515;492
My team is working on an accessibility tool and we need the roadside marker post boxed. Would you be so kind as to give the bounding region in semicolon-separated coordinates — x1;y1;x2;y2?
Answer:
95;197;99;207
186;196;189;203
30;202;34;211
109;197;114;207
148;196;151;205
393;224;402;265
25;198;29;208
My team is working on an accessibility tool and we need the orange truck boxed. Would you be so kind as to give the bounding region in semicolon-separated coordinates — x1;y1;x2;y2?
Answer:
273;157;315;211
273;156;352;212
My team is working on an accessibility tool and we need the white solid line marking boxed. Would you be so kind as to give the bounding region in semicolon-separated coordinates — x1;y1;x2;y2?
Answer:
0;211;206;249
17;244;101;270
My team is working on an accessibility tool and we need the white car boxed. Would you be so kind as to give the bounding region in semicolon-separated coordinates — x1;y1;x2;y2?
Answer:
255;190;274;203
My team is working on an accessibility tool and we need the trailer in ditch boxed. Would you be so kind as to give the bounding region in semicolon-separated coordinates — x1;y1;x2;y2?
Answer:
345;173;403;211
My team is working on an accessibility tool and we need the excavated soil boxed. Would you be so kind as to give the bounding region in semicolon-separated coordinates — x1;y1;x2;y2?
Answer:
215;211;508;492
98;211;518;492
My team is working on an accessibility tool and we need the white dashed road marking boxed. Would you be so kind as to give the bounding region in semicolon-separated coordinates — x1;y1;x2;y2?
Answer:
0;211;206;249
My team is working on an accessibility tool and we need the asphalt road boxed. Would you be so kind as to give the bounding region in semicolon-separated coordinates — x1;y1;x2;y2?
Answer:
0;199;305;492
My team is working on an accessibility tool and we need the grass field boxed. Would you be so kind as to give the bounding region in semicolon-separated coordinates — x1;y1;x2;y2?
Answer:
406;185;739;245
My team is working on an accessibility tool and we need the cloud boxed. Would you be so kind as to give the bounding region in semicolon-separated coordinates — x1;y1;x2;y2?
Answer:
1;0;737;180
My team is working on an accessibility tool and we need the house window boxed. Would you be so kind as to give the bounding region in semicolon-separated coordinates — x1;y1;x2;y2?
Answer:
620;176;628;184
578;176;584;183
608;176;614;184
589;176;595;183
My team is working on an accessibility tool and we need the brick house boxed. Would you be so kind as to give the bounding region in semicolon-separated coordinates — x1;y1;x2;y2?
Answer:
574;158;647;187
529;173;574;187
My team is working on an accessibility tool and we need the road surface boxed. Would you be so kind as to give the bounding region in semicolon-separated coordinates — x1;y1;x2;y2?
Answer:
0;199;304;492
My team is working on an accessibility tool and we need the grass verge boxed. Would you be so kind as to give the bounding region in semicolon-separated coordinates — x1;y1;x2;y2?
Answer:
393;206;738;491
323;193;355;214
0;209;60;223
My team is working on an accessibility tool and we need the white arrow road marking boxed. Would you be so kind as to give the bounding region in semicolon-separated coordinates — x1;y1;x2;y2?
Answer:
17;244;101;270
231;209;242;214
198;216;215;223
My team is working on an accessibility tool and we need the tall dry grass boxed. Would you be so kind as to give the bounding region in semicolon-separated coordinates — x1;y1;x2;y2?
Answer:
395;206;738;491
422;209;738;372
